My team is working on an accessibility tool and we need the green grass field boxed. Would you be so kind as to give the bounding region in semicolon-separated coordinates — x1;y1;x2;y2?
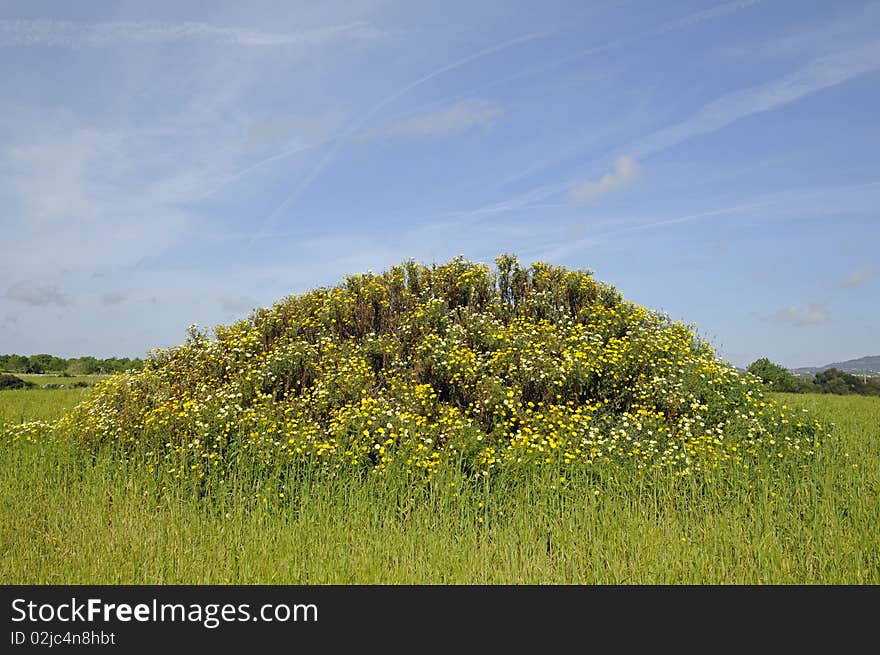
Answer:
15;373;107;387
0;387;877;583
0;387;94;425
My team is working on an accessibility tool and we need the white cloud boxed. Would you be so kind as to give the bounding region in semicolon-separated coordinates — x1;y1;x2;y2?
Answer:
5;129;113;227
1;128;197;279
0;9;392;303
835;269;871;289
758;302;830;327
5;282;71;307
570;155;640;202
633;39;880;157
248;29;547;245
362;101;501;140
0;19;382;49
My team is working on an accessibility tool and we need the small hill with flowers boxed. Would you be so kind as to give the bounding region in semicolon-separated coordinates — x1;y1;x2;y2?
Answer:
32;255;823;482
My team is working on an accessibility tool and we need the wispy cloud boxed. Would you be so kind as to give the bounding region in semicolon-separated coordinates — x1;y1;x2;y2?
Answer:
248;30;550;246
246;114;343;147
393;1;764;196
361;100;500;140
492;0;763;93
570;155;640;202
480;8;876;205
530;179;880;263
756;302;830;326
834;269;871;289
633;39;880;157
482;31;880;222
5;282;71;307
0;19;383;48
1;128;197;278
530;202;761;263
100;292;127;306
720;3;880;62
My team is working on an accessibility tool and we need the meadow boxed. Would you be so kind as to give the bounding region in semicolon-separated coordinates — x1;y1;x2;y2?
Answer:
2;258;877;584
1;386;877;584
0;386;94;425
16;374;107;387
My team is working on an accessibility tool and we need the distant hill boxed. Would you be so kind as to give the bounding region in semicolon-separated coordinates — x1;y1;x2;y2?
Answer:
791;355;880;376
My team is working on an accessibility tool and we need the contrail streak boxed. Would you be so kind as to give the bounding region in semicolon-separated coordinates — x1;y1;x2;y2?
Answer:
247;30;551;247
0;19;383;48
247;0;765;245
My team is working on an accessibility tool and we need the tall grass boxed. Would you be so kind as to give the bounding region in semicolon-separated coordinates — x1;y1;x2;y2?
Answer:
0;389;876;583
0;387;93;425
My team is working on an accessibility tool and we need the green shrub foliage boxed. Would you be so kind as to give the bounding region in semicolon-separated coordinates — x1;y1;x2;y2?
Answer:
10;255;824;483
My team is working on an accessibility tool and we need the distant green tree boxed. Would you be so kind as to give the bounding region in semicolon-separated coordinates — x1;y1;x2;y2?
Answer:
813;368;879;396
793;376;819;393
1;353;145;375
4;354;30;373
28;353;67;373
746;358;799;392
68;356;100;374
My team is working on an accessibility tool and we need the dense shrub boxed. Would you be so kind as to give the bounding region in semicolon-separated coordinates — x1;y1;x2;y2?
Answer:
747;358;799;392
8;255;824;483
0;374;35;390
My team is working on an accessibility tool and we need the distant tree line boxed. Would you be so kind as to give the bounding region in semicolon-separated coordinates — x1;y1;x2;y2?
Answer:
747;358;880;396
0;353;144;375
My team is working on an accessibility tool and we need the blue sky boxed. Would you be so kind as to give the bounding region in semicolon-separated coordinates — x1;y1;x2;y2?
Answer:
1;0;877;368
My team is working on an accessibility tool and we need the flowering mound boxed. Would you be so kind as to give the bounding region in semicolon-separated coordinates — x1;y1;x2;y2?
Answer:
41;255;822;480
